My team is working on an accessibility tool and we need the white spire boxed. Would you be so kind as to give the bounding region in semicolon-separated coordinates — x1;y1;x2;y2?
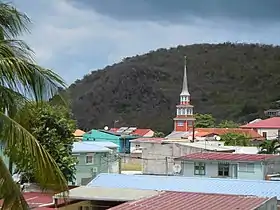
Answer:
180;56;190;96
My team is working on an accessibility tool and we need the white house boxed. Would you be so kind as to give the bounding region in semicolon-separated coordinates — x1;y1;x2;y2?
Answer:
240;117;280;140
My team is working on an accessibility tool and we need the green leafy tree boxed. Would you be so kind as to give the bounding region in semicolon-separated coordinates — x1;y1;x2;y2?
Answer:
194;113;215;128
153;131;165;138
258;139;280;154
221;133;251;146
10;102;78;183
0;2;68;209
218;120;239;128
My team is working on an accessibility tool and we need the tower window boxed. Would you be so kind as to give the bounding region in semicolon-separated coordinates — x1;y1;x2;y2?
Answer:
177;121;184;127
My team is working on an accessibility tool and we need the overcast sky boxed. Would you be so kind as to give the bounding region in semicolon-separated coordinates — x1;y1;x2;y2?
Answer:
13;0;280;85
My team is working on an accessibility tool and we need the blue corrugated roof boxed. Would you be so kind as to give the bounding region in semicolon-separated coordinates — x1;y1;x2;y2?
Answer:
83;141;119;148
72;142;111;153
87;173;280;199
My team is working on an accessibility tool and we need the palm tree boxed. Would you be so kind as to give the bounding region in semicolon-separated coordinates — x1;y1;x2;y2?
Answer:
0;2;68;209
258;139;280;154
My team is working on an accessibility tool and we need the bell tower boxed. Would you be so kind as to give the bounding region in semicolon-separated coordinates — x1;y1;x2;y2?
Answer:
173;56;195;132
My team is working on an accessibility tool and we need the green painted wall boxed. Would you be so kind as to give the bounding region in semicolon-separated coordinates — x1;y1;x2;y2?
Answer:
73;151;119;186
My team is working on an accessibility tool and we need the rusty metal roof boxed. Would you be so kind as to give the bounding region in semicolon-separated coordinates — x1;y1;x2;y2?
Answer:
109;191;273;210
176;152;278;161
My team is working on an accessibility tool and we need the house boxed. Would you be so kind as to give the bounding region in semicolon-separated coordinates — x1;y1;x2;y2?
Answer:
174;152;280;180
130;138;235;175
87;173;280;203
110;191;277;210
73;129;85;140
72;141;119;186
109;127;154;137
83;129;138;153
264;109;280;118
240;117;280;140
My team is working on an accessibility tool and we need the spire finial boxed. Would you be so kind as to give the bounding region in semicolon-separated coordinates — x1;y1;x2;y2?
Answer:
181;56;189;96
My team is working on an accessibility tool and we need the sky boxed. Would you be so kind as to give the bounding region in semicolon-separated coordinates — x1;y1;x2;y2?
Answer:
13;0;280;85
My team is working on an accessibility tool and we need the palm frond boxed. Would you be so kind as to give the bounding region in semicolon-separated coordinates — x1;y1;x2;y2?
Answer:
0;111;68;192
0;157;29;210
0;3;30;39
0;57;66;101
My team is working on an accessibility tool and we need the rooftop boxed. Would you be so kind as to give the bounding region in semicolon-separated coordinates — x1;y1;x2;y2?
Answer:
54;186;159;202
109;191;273;210
88;173;280;200
177;142;235;152
73;129;85;137
240;117;280;129
109;128;153;137
72;142;111;153
80;141;119;148
195;128;263;140
130;138;165;143
0;192;54;209
176;152;278;162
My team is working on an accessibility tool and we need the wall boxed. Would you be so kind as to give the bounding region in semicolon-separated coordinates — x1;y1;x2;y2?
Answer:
73;152;117;186
256;128;279;140
255;197;278;210
141;142;202;175
178;160;266;180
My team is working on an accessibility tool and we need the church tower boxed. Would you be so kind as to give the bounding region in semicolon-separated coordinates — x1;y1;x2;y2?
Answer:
173;56;195;132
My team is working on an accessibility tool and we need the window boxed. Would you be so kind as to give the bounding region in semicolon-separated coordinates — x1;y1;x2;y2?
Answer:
262;132;267;138
194;162;205;175
85;155;94;164
218;163;229;177
135;144;140;149
239;163;254;172
177;121;184;127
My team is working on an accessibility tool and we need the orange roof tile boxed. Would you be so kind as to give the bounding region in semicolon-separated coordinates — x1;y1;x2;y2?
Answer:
73;129;85;137
195;128;264;140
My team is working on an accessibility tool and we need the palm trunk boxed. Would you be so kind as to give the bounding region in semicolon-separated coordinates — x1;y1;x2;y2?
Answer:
8;159;13;174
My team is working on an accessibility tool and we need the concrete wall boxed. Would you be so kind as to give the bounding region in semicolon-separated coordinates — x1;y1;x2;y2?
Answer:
256;197;278;210
141;142;203;175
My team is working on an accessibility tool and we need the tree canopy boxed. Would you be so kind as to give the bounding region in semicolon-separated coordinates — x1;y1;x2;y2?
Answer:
9;102;77;183
220;133;251;146
194;113;215;128
218;120;239;128
258;139;280;154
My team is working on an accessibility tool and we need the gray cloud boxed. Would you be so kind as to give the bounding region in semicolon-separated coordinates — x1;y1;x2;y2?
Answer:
69;0;280;23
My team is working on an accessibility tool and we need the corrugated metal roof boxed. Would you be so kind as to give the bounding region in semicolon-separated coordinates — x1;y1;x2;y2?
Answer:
87;173;280;199
54;186;159;201
130;138;165;143
109;191;273;210
72;142;111;153
176;152;278;161
83;141;119;148
240;117;280;129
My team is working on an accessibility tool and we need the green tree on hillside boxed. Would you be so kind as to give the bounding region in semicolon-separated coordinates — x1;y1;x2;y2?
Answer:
0;3;68;209
258;139;280;154
194;113;215;128
221;133;251;146
153;131;165;138
218;120;239;128
9;103;78;183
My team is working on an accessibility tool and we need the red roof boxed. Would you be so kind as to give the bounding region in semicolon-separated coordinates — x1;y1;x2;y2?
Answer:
177;152;278;161
109;191;270;210
240;117;280;129
196;128;263;140
130;138;165;143
0;192;54;209
109;128;153;137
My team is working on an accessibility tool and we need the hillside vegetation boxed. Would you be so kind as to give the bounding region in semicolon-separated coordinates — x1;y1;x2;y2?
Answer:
65;43;280;133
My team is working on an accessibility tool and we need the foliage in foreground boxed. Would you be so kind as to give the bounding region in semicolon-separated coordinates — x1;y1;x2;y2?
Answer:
220;132;251;146
9;102;78;183
258;139;280;154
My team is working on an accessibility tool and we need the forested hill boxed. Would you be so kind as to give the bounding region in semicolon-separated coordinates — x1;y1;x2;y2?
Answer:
65;43;280;133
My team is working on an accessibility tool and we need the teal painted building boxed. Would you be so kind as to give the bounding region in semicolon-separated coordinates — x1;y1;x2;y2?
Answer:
83;129;138;153
72;141;119;186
